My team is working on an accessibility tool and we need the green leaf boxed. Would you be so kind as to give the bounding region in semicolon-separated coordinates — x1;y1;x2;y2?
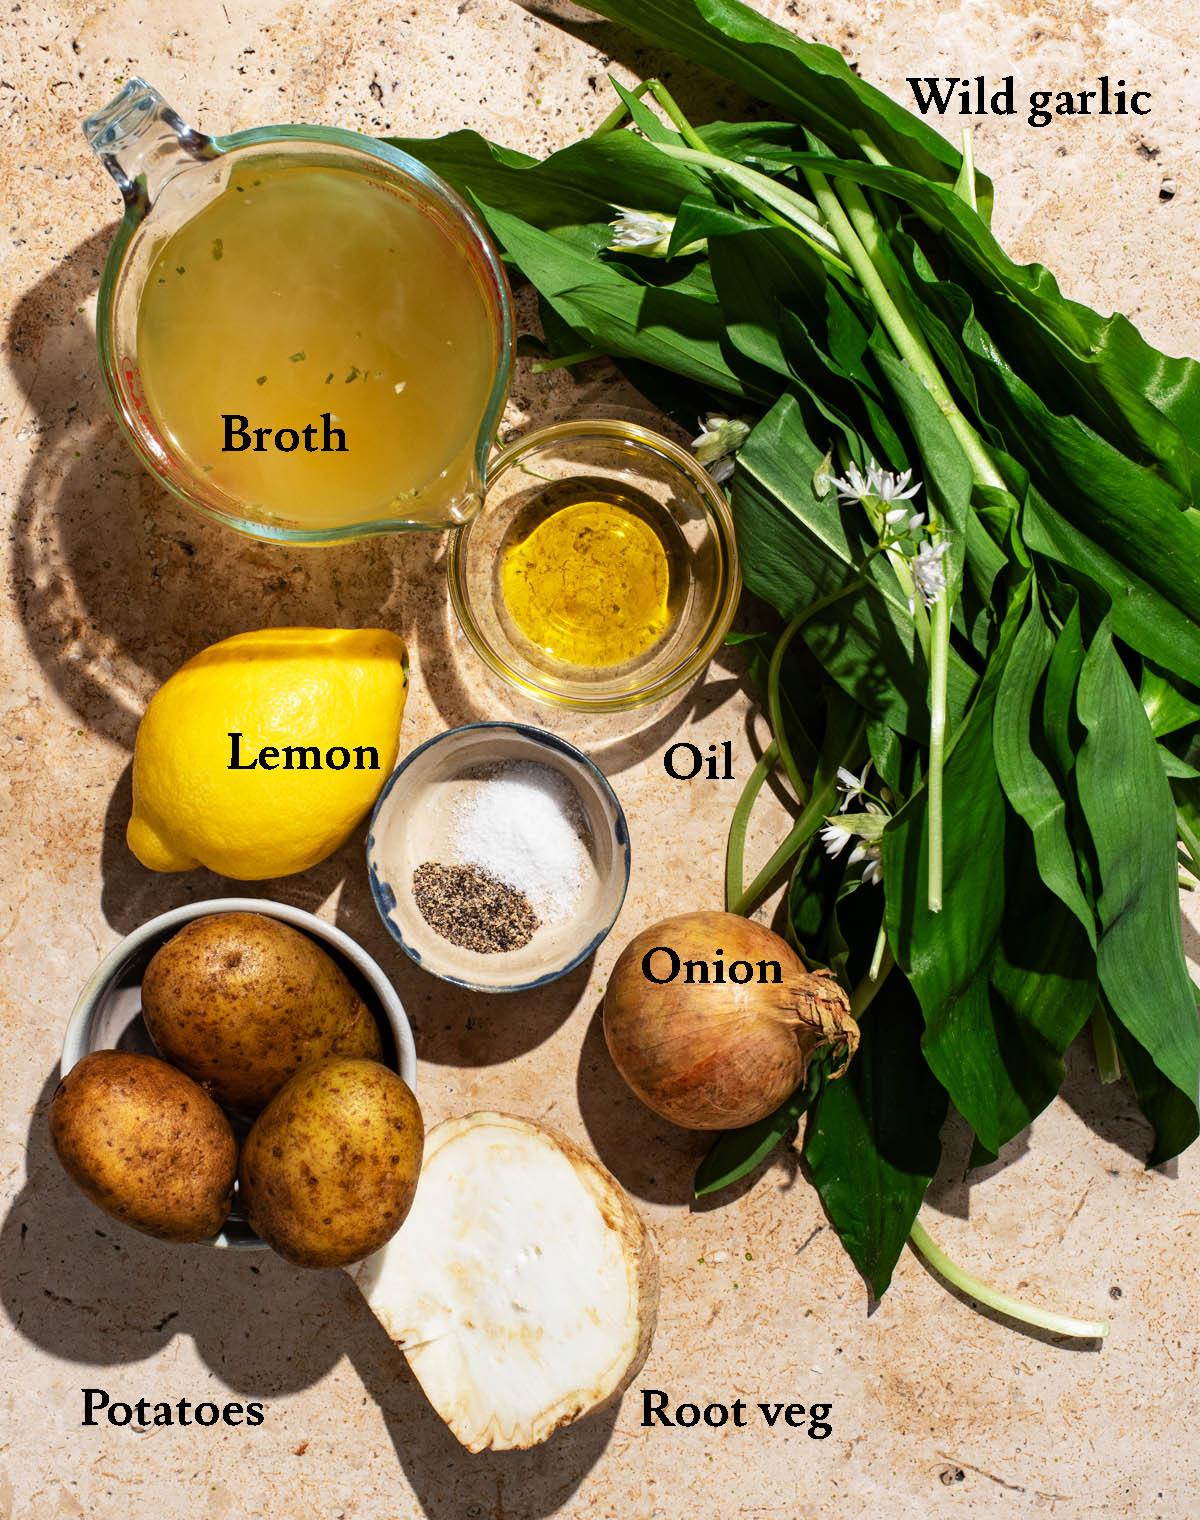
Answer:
606;75;684;147
707;226;825;377
668;191;763;256
1159;748;1200;781
884;585;1096;1152
968;346;1200;634
872;348;973;603
475;200;762;398
1141;661;1200;740
763;279;912;476
391;128;599;231
1109;1008;1200;1166
776;311;909;476
865;719;904;798
734;393;977;737
804;978;947;1298
1021;491;1200;688
394;126;709;224
1074;618;1200;1102
578;0;974;194
760;149;1200;498
1040;594;1086;782
992;593;1094;939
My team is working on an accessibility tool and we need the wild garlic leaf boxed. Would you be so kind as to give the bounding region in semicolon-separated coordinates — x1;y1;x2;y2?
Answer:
1075;618;1200;1107
804;981;946;1299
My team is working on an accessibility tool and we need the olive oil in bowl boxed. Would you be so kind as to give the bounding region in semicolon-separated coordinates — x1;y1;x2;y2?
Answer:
449;420;741;713
498;486;682;668
136;161;499;532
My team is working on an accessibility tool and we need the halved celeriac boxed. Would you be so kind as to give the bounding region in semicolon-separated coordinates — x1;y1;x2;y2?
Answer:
353;1111;659;1451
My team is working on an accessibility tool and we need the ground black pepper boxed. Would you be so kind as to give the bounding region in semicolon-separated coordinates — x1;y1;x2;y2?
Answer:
412;862;540;953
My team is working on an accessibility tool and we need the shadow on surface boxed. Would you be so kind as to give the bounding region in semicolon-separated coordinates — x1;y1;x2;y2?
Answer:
519;4;767;127
1057;1035;1172;1174
333;851;592;1065
575;999;708;1205
925;1030;1170;1226
688;1133;804;1215
922;1108;1032;1221
8;231;403;755
4;1072;621;1510
347;1302;619;1519
905;1240;1109;1352
1;1070;347;1395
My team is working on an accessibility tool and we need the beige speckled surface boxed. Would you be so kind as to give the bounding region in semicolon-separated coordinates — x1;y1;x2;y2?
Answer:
4;1;1200;1516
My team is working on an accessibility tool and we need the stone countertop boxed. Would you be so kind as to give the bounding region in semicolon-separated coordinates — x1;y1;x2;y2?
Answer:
3;1;1199;1516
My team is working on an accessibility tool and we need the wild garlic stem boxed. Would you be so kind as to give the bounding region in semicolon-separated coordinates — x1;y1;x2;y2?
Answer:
867;917;889;983
769;580;866;806
1176;807;1200;880
927;593;950;912
731;713;866;917
850;942;893;1018
729;582;866;915
726;739;781;912
591;76;710;153
654;143;850;268
849;128;888;167
859;510;931;662
801;164;1006;493
530;349;604;372
593;92;851;268
767;609;817;801
804;169;955;910
909;1220;1110;1340
1090;1007;1122;1084
592;79;654;137
959;129;979;211
640;78;710;153
730;782;831;918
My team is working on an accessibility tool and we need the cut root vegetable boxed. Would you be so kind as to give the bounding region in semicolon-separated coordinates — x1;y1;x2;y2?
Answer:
353;1112;658;1452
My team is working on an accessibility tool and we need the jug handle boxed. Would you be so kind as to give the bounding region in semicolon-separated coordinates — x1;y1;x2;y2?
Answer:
83;79;217;217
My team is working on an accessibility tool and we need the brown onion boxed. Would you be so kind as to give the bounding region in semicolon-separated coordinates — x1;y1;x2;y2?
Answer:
603;911;858;1130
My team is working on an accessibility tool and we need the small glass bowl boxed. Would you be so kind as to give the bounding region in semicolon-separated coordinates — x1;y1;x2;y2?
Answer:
447;420;741;712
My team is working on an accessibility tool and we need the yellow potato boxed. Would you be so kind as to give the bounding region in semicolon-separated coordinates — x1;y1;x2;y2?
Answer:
141;912;382;1113
49;1050;237;1243
240;1056;423;1269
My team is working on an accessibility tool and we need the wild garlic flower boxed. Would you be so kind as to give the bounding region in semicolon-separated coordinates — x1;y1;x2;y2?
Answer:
608;209;676;257
886;506;926;532
830;458;922;509
692;414;751;482
857;846;883;887
910;538;950;610
822;806;887;887
836;763;871;812
820;819;857;856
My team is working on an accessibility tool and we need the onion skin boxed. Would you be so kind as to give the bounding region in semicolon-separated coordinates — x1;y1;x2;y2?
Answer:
603;911;858;1130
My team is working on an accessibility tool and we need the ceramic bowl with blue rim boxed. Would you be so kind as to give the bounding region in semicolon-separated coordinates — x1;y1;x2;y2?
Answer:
60;898;417;1250
367;723;630;992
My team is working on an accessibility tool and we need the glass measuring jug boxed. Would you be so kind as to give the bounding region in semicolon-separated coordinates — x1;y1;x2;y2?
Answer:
84;80;513;542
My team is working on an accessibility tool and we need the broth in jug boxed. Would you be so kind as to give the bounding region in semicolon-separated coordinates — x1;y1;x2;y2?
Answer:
136;161;497;530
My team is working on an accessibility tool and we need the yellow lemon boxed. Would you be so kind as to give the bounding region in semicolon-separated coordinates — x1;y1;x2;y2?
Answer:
128;627;409;880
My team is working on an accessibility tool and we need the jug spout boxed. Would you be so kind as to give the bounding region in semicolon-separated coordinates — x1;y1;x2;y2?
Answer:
83;79;216;216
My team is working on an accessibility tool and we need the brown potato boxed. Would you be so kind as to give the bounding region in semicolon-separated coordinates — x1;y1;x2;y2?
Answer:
240;1056;423;1269
141;912;382;1113
49;1050;237;1243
